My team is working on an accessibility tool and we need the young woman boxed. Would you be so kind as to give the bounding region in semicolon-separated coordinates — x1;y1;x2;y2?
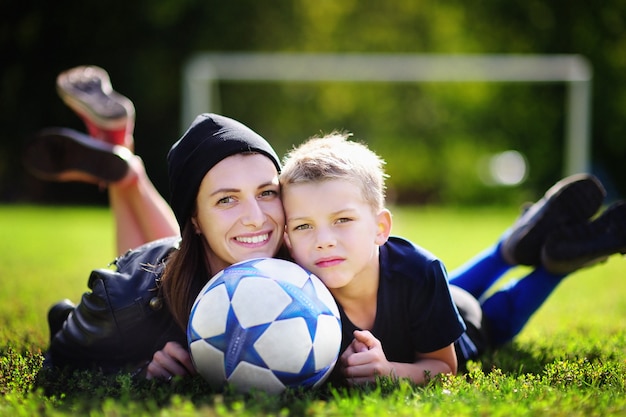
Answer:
44;112;287;380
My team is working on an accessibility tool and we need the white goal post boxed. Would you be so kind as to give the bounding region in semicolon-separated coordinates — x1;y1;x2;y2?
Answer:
182;53;592;175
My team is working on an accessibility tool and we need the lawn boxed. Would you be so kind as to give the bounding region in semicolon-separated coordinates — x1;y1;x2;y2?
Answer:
1;204;624;416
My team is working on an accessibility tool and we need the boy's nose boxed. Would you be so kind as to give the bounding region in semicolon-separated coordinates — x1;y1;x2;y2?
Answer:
315;228;336;249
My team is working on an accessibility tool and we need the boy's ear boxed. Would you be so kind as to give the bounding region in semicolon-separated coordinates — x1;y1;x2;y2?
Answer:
283;228;292;249
375;208;392;245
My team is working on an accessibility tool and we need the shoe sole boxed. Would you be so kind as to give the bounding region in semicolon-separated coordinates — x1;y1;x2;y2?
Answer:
56;66;135;130
23;127;130;183
502;174;606;265
542;201;626;274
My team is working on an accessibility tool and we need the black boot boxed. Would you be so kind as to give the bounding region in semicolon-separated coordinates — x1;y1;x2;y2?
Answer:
47;299;76;340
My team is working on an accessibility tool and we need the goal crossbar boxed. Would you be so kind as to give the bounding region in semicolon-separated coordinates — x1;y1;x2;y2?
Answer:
182;53;592;175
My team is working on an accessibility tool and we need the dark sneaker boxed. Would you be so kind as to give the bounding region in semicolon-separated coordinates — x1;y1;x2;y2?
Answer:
542;201;626;274
501;174;606;266
23;127;131;184
47;299;75;341
56;65;135;147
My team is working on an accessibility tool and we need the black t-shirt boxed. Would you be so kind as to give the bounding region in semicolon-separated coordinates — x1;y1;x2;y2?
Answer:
329;236;466;382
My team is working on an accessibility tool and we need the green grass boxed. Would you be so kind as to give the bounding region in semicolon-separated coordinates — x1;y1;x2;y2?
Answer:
1;204;625;416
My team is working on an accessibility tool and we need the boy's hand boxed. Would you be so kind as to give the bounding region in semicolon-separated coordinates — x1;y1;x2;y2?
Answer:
340;330;394;384
146;341;196;381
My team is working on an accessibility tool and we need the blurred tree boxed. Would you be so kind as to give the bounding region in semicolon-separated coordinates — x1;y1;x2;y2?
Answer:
1;0;624;205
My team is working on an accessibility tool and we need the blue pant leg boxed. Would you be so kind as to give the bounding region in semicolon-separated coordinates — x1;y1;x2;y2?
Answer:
481;266;566;346
448;240;512;299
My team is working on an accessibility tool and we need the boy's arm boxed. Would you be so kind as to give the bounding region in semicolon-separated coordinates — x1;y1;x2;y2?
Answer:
407;344;458;382
341;330;457;385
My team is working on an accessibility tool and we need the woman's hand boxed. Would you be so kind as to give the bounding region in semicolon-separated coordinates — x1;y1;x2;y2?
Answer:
145;341;196;380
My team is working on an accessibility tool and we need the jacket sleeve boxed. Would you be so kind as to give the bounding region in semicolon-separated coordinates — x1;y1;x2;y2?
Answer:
47;237;186;373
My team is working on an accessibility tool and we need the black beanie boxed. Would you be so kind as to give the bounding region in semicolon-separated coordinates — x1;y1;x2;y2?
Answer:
167;113;281;231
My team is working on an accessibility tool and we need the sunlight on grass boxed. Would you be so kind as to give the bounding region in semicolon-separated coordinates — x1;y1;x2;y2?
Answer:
0;205;115;343
1;204;624;416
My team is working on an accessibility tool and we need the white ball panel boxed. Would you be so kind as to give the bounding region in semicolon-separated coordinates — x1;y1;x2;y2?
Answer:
310;275;340;317
313;314;342;371
190;284;230;338
231;278;292;328
229;361;286;394
189;339;226;389
254;258;310;287
255;317;312;372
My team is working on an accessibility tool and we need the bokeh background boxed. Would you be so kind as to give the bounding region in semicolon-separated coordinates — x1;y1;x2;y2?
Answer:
2;0;625;207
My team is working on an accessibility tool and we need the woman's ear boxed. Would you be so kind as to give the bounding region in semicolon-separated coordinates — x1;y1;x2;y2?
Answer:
375;208;392;246
191;217;201;235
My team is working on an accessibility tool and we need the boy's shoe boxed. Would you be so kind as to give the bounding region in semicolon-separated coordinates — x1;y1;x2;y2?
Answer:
542;201;626;274
501;174;606;266
56;65;135;148
23;127;132;184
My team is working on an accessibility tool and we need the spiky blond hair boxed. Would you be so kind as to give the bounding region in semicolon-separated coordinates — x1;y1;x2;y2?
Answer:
280;132;388;212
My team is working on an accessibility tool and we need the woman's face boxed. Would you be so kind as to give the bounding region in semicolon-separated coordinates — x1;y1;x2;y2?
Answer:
192;153;284;273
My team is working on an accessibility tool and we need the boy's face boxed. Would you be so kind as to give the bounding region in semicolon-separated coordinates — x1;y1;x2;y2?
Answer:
283;178;391;292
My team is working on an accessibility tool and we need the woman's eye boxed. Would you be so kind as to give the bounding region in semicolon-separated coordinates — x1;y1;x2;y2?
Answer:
260;189;279;198
217;196;235;205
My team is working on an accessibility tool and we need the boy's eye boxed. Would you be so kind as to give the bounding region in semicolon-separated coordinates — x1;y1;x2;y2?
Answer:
293;223;312;231
336;217;352;224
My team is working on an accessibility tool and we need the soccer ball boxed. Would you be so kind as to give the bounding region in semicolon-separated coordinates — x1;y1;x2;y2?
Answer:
187;258;342;394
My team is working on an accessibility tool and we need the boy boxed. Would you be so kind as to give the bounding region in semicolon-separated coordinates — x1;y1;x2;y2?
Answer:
279;133;465;385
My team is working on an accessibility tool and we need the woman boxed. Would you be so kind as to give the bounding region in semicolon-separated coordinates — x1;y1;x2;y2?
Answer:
44;112;287;380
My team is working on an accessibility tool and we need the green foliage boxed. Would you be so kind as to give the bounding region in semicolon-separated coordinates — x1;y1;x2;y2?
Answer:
3;1;626;206
0;347;43;396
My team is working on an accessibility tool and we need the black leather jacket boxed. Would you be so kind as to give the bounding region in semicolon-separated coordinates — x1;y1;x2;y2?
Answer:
47;237;187;374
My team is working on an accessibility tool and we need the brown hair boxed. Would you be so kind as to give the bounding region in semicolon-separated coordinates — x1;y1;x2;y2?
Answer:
160;217;211;330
